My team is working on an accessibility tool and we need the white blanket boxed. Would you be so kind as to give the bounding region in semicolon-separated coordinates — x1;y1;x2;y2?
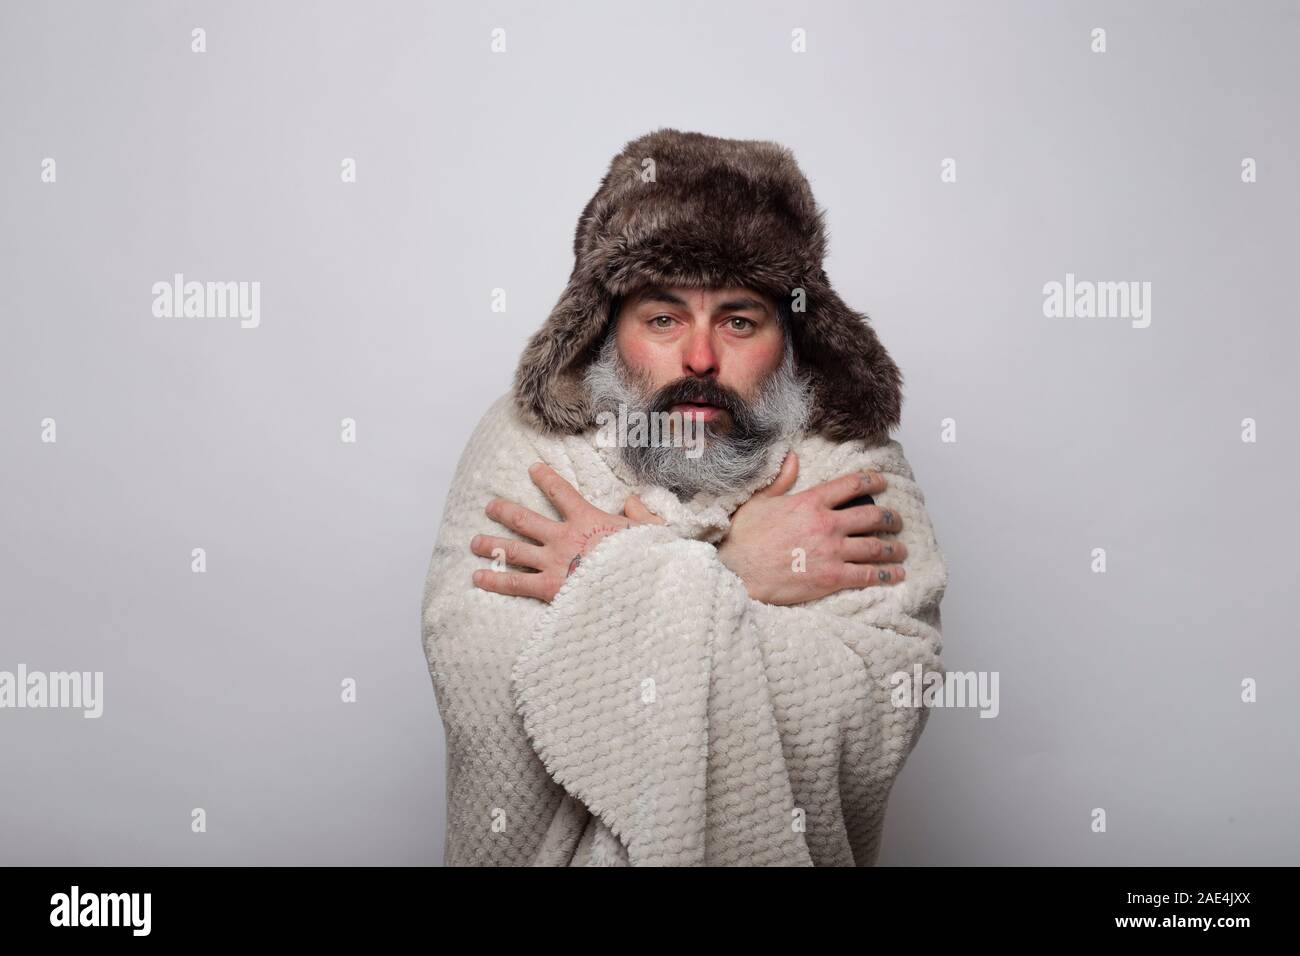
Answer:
421;393;948;865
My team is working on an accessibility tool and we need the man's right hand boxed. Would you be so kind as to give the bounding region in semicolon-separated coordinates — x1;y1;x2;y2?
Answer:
715;451;908;606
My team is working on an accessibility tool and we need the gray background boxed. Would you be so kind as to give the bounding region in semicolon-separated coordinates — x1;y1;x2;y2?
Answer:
2;0;1296;865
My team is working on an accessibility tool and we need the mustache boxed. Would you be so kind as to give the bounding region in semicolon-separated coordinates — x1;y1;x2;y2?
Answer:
649;377;748;420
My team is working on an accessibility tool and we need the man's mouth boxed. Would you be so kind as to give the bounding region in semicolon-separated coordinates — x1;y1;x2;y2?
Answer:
670;401;726;422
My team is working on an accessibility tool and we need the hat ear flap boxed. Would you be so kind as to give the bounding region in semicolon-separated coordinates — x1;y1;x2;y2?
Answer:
513;275;611;434
788;274;903;444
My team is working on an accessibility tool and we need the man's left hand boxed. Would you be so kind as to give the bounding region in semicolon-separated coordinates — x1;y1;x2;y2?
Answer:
470;461;663;602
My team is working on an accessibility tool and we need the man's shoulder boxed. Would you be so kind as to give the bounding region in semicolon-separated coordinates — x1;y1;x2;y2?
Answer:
443;392;543;482
464;391;543;451
477;390;525;429
789;430;915;484
445;392;616;511
457;391;603;479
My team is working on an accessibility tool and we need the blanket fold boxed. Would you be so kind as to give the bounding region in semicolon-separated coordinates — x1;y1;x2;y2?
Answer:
512;523;812;866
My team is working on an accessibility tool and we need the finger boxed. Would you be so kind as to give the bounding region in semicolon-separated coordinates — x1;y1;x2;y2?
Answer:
757;450;800;497
528;461;592;519
470;533;546;571
624;495;666;525
471;568;554;600
841;562;907;588
810;469;886;509
840;535;908;564
835;503;904;535
485;497;561;544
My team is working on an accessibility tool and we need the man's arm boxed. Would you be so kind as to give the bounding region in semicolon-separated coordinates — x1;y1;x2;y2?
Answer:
432;397;947;864
620;436;945;863
420;395;581;865
422;395;706;865
722;437;948;864
507;438;946;865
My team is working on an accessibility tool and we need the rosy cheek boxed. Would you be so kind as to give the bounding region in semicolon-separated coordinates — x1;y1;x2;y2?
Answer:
618;335;673;383
720;335;783;397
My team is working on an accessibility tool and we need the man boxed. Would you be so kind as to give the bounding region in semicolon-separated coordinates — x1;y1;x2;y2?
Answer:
421;128;948;866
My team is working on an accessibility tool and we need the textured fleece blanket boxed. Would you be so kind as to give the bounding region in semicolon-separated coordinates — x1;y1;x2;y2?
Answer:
420;393;948;866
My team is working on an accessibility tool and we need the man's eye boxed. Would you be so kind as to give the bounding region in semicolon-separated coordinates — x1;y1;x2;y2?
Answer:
728;317;756;331
651;315;674;328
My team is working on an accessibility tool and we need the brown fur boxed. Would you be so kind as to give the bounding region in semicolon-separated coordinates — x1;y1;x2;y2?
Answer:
512;128;903;444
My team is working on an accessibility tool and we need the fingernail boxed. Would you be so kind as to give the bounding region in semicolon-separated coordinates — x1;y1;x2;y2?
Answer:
470;535;481;550
472;570;484;584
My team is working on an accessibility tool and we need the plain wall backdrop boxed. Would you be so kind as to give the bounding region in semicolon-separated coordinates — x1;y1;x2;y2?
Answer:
2;0;1297;865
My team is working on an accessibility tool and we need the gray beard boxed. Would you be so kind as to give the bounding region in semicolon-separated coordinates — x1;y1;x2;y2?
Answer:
582;332;813;499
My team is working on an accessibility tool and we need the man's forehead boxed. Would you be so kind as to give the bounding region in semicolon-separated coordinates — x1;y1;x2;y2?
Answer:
627;285;774;313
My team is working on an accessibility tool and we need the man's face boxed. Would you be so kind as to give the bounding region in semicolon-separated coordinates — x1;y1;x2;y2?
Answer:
613;285;785;435
584;283;810;499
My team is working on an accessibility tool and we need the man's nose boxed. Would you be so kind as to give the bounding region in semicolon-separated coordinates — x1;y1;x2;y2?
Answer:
682;328;718;378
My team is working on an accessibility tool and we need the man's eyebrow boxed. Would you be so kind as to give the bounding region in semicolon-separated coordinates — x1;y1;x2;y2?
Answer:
632;288;770;315
714;296;769;315
632;288;690;308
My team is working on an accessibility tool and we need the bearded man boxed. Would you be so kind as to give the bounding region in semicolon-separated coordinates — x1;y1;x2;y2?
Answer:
420;128;949;866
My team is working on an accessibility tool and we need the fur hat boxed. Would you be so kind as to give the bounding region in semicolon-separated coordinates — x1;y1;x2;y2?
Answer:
512;128;903;444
